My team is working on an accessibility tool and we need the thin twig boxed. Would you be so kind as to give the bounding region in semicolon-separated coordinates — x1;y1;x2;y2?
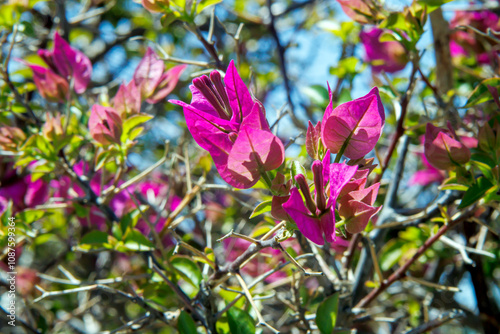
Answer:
235;273;280;333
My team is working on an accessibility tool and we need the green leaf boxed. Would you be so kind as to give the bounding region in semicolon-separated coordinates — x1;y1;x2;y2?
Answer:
249;200;272;218
316;293;339;334
15;209;45;224
290;160;307;186
196;0;222;14
81;231;109;245
458;177;494;209
380;240;405;271
120;208;144;234
330;57;359;79
171;256;202;287
178;310;197;334
121;114;153;142
19;21;35;37
227;307;256;334
123;229;155;251
301;85;330;106
464;78;500;108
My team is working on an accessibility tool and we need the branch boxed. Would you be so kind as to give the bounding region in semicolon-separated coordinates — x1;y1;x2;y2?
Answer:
354;208;475;310
33;284;171;324
235;273;280;333
351;135;410;305
266;0;306;130
402;310;465;334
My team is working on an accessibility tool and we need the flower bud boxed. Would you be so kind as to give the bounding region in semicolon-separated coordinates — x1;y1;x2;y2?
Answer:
88;105;123;145
424;123;471;170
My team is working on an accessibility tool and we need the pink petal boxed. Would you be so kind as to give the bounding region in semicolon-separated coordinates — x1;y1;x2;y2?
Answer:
283;188;325;245
329;163;358;201
52;32;92;93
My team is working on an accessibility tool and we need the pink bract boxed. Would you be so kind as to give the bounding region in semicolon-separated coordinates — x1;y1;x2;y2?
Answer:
321;87;385;160
424;123;471;170
133;47;186;103
88;105;123;145
360;27;408;73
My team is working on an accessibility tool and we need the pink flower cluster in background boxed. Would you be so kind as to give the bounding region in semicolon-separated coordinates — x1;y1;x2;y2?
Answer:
360;27;408;73
450;10;500;64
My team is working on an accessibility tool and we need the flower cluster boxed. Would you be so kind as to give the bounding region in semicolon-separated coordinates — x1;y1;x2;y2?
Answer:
89;48;185;146
172;63;384;245
450;10;500;64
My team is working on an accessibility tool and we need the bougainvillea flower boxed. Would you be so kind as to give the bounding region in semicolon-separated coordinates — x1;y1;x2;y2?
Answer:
360;27;408;73
337;0;372;23
450;10;500;64
147;64;187;103
133;47;186;103
38;32;92;94
88;105;123;145
424;123;471;170
170;60;284;189
19;62;69;102
113;80;142;118
282;159;358;245
321;87;385;160
338;183;381;234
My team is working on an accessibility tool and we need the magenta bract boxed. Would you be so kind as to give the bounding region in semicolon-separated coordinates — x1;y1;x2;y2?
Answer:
424;123;471;170
113;80;142;118
20;62;69;102
337;0;371;23
133;47;186;102
360;27;407;73
37;32;92;94
170;60;284;189
338;183;381;234
88;105;123;145
227;124;285;187
20;32;92;98
282;159;358;245
321;87;385;160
